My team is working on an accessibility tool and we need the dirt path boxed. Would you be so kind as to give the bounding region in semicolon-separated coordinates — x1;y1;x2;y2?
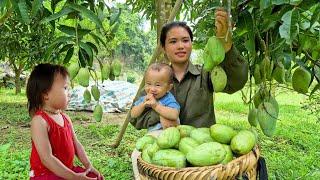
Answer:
66;111;128;126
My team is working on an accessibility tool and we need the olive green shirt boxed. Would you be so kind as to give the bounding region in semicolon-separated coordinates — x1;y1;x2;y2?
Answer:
130;45;248;129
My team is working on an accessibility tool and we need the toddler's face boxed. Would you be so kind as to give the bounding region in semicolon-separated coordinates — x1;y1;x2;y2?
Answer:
44;73;70;110
145;69;172;99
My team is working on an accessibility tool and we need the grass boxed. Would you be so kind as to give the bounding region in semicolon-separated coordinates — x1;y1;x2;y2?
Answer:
0;87;319;179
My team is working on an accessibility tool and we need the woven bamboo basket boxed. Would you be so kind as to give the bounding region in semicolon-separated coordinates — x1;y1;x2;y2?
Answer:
137;146;260;180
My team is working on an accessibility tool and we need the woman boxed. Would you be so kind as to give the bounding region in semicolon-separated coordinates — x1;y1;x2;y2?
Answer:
130;9;248;130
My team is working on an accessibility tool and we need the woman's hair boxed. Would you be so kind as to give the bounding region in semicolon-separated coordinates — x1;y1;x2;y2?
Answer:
26;63;69;116
160;21;193;47
146;63;174;83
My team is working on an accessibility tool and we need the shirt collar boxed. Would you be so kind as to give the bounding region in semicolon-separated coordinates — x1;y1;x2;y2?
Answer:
186;62;201;75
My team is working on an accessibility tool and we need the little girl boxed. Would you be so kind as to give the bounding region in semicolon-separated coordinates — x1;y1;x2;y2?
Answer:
26;63;104;180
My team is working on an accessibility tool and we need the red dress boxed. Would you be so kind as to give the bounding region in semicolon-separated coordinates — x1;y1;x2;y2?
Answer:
29;110;98;179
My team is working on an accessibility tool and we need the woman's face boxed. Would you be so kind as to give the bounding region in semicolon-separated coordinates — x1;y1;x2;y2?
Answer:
163;27;192;65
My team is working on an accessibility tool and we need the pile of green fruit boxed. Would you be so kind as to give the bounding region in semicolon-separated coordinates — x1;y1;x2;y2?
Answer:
136;124;256;168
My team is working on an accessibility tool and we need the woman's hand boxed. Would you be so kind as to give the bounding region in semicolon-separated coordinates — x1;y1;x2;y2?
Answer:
215;8;232;52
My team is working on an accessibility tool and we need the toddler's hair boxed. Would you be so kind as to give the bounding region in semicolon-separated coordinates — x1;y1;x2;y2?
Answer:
26;63;69;116
146;63;174;83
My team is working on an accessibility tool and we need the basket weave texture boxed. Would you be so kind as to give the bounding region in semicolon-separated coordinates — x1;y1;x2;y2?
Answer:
137;146;260;180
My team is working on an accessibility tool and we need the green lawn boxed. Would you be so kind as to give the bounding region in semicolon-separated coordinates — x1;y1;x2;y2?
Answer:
0;88;319;179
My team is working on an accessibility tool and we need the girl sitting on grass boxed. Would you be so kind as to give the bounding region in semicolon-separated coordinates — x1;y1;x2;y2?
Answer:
26;63;104;180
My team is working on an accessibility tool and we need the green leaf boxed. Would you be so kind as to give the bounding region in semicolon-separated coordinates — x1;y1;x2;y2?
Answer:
310;83;320;96
78;48;87;67
79;41;93;66
236;10;253;36
86;42;98;54
260;0;271;10
58;25;91;37
51;0;60;12
44;42;60;61
110;8;121;26
40;7;73;24
311;4;320;27
315;65;320;80
52;36;74;45
63;47;74;64
245;35;256;55
289;0;302;5
18;0;30;24
271;0;289;5
111;22;119;34
279;9;300;45
300;1;318;12
89;32;106;47
0;0;10;12
67;3;102;28
44;36;73;60
31;0;41;18
59;44;74;53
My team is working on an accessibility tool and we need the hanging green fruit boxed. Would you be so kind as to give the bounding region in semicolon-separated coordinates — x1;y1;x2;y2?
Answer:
83;89;91;103
248;108;258;127
272;62;286;84
210;66;227;92
91;85;100;101
258;102;278;137
67;62;80;80
292;67;311;94
93;104;103;122
253;64;262;85
78;68;90;87
260;57;273;81
112;59;122;77
203;36;225;72
101;63;110;81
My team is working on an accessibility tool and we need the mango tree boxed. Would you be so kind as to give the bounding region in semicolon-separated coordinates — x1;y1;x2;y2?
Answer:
0;0;122;120
187;0;320;136
0;1;54;94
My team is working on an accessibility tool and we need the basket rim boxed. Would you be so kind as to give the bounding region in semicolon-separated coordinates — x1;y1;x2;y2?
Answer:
137;145;260;171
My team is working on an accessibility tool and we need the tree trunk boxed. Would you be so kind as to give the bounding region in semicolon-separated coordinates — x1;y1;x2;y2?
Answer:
14;71;21;94
13;66;22;94
156;0;172;63
10;60;24;94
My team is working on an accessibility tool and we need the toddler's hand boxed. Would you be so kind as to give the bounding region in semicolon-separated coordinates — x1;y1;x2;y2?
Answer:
145;94;158;109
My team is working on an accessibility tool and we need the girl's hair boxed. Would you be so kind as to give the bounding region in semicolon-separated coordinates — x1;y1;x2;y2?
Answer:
26;63;69;116
160;21;193;47
146;63;174;83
